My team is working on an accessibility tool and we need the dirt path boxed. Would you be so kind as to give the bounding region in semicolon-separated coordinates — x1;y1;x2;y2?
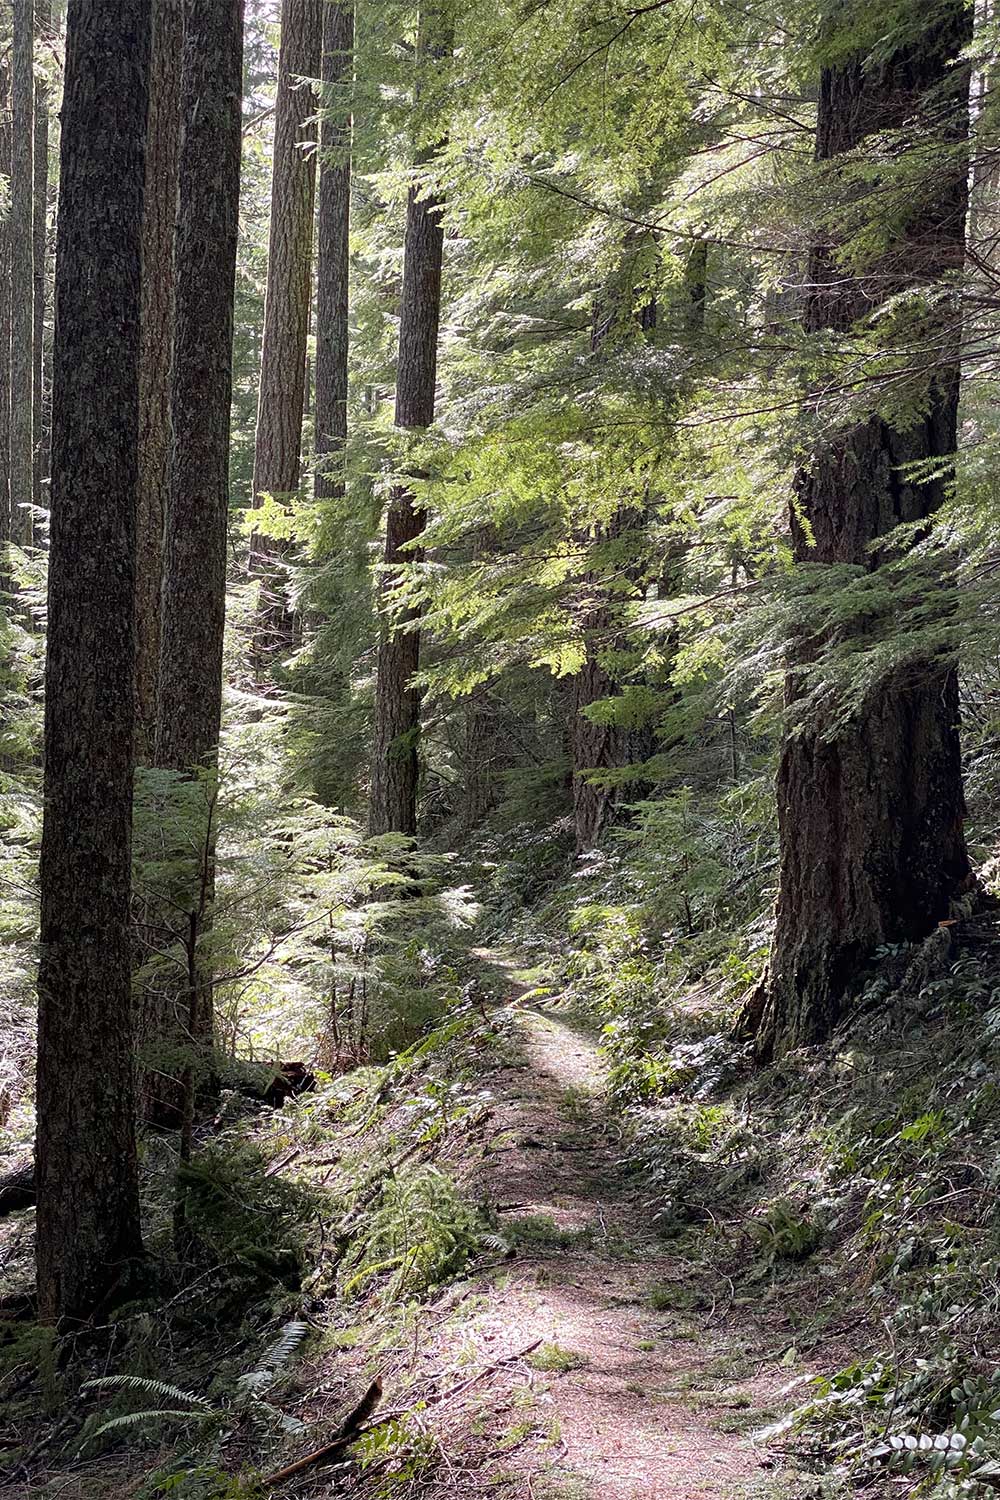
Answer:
450;961;808;1500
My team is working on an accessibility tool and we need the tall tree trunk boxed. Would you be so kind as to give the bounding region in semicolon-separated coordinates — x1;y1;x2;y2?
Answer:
156;0;244;1051
135;0;183;764
250;0;321;657
35;0;151;1326
752;1;973;1059
10;0;33;547
0;48;12;557
368;5;450;838
314;0;353;503
31;0;50;513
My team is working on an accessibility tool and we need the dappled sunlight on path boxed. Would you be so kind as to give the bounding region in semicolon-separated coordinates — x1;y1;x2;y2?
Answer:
452;954;809;1499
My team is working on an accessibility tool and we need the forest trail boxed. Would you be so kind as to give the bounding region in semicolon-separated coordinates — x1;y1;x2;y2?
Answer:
447;952;807;1500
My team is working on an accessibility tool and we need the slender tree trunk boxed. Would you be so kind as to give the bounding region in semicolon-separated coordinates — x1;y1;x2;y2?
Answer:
250;0;321;658
156;0;244;1050
36;0;151;1326
135;0;183;764
314;0;353;503
368;5;450;837
31;0;50;512
751;2;974;1059
0;50;12;556
10;0;33;547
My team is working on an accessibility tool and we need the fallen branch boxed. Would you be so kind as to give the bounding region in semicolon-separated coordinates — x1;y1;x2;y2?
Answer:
263;1376;383;1487
262;1339;543;1490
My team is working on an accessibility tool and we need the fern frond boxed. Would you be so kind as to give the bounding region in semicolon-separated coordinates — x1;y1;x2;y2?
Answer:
80;1374;211;1410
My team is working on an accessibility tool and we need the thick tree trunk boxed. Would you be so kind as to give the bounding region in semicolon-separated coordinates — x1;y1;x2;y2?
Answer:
369;5;450;838
10;0;33;547
156;0;244;1051
314;0;353;503
36;0;150;1326
135;0;182;764
31;0;50;513
753;2;974;1059
251;0;321;658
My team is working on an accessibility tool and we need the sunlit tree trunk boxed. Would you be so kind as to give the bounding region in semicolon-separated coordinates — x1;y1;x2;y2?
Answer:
751;1;974;1059
251;0;322;657
36;0;151;1326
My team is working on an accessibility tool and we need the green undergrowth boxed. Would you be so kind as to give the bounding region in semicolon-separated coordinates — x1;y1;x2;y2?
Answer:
466;794;1000;1497
0;994;517;1498
525;843;1000;1497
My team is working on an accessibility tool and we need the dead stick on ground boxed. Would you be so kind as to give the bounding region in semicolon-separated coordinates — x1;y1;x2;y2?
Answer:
263;1376;383;1487
262;1339;542;1490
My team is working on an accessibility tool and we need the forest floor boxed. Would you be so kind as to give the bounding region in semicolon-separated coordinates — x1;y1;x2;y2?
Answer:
291;949;826;1500
0;949;845;1500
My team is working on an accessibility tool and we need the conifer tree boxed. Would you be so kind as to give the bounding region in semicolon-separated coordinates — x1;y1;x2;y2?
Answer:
36;0;151;1324
369;1;451;837
135;0;183;763
251;0;322;653
750;0;974;1058
157;0;245;1048
31;0;50;512
10;0;33;546
314;0;353;503
0;44;11;550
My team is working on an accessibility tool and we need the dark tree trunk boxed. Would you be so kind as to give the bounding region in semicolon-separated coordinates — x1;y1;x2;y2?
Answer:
10;0;33;547
251;0;321;659
31;0;50;513
752;2;973;1059
156;0;244;1052
369;5;450;838
135;0;182;764
314;0;353;503
35;0;151;1326
0;49;11;554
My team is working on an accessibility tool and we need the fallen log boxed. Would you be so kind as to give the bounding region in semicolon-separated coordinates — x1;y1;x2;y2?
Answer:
0;1160;34;1216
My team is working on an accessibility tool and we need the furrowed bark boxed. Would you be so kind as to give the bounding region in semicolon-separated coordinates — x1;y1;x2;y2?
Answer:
10;0;33;547
31;0;50;513
156;0;244;1061
314;0;353;503
368;4;450;838
36;0;151;1325
251;0;322;661
753;1;974;1059
135;0;183;764
0;49;12;556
